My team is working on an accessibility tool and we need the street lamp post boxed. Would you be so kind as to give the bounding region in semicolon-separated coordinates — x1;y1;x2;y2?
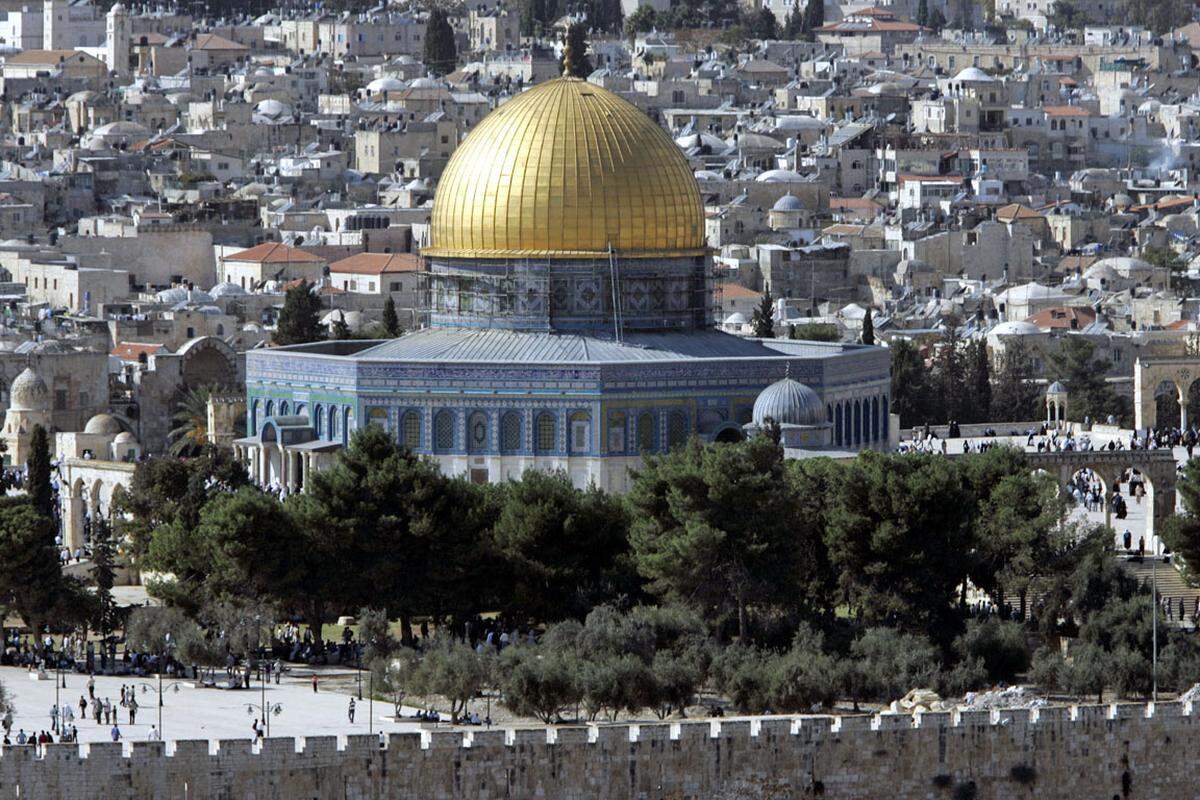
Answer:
1153;549;1160;702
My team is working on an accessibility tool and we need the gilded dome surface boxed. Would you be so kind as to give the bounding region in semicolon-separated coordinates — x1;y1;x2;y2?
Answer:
426;77;705;259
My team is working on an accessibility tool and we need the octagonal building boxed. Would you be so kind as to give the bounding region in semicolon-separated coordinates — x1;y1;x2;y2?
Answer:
238;76;890;492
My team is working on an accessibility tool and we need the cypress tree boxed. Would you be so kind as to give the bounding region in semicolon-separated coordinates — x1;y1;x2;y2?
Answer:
383;295;401;337
861;307;875;345
27;424;52;520
423;6;458;77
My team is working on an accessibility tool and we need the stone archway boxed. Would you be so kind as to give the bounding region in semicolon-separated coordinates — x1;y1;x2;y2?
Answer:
1135;357;1200;430
177;336;240;390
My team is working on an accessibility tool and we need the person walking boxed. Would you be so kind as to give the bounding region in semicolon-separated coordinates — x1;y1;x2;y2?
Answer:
148;726;161;742
49;703;58;734
87;675;95;700
128;696;138;725
110;724;121;742
348;697;356;724
311;674;318;693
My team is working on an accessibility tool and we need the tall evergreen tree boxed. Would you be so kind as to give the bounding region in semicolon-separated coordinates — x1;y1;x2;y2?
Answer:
521;0;545;35
860;307;875;345
423;6;458;77
383;295;401;337
26;424;53;520
783;1;804;37
968;338;992;423
273;280;324;346
916;0;929;27
750;7;778;39
935;327;968;424
91;515;117;636
751;285;776;339
803;0;824;32
562;23;594;77
1047;337;1124;424
990;338;1040;422
890;338;937;426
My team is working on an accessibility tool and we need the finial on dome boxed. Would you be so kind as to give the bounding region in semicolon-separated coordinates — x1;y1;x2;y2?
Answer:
562;35;574;78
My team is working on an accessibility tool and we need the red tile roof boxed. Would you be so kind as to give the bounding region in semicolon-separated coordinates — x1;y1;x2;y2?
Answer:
223;242;325;264
111;341;167;360
328;252;421;275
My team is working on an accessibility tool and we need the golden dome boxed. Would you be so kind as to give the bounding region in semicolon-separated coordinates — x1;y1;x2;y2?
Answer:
425;77;706;259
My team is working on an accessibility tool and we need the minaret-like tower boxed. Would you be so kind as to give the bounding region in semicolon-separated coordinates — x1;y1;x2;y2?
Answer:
106;2;131;79
43;0;67;50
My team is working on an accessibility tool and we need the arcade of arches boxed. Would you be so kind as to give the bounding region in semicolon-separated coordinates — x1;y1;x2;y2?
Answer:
1136;356;1200;430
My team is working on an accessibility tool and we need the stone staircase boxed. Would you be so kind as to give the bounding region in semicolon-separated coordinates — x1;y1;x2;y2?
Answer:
1120;556;1200;623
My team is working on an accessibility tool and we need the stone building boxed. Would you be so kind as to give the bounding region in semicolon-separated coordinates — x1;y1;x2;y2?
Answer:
237;76;891;493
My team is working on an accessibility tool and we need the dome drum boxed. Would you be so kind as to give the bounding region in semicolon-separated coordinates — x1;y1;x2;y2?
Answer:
427;254;711;332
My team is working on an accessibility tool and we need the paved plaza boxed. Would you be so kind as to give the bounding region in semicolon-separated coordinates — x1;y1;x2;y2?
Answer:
0;666;428;744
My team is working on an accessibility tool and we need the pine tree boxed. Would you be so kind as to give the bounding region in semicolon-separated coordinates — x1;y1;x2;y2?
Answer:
274;280;325;346
861;307;875;345
383;295;401;337
27;424;53;520
423;6;458;77
751;285;776;339
562;23;594;77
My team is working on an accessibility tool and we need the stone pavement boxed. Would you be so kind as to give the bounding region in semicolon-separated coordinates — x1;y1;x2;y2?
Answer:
0;666;426;744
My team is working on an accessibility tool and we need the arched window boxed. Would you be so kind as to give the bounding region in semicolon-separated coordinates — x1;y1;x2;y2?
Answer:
853;400;861;446
251;399;262;434
607;411;626;454
835;403;843;446
343;407;353;444
327;406;338;441
500;411;521;453
569;411;590;454
401;410;421;450
295;403;307;418
871;397;880;442
882;397;889;439
667;411;688;448
313;403;324;437
434;410;455;452
467;411;488;453
637;412;655;452
535;412;556;454
265;399;275;419
279;401;290;416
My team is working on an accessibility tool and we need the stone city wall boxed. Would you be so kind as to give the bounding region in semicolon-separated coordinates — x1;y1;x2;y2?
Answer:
5;701;1200;799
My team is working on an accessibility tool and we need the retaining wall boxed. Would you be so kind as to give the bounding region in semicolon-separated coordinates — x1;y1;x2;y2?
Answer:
6;701;1200;799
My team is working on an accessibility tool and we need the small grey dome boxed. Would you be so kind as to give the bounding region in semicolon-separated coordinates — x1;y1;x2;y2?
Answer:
753;376;824;427
84;413;123;435
9;367;48;411
773;193;804;212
